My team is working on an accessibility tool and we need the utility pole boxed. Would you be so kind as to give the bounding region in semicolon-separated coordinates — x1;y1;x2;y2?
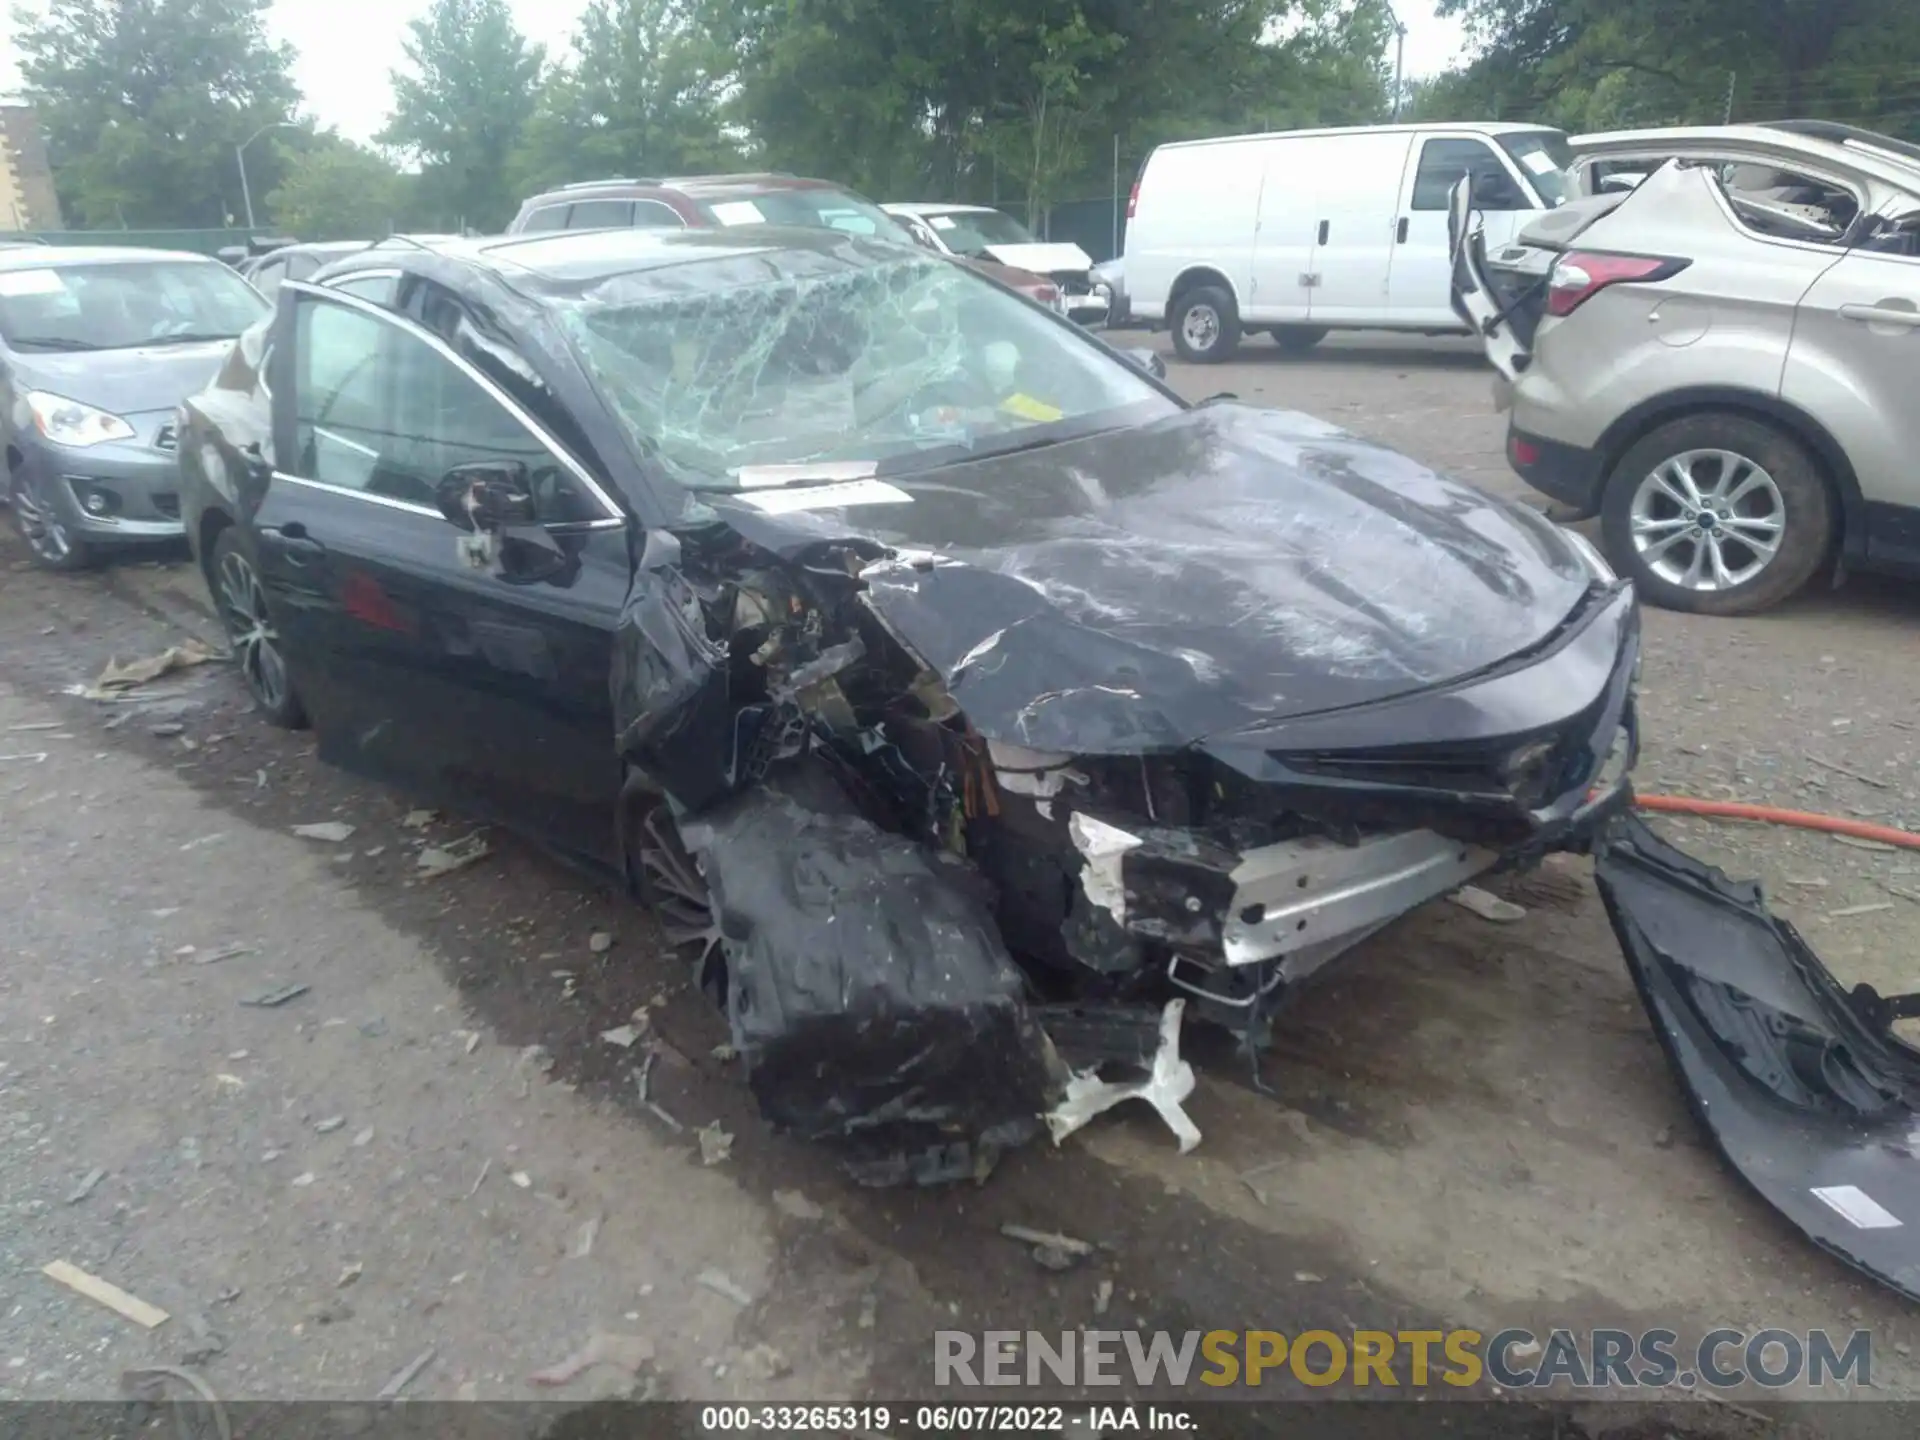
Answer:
1723;71;1737;124
1111;132;1120;260
236;120;295;230
1381;0;1409;121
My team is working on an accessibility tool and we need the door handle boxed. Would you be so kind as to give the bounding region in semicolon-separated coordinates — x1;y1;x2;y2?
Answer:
259;525;326;567
1839;302;1920;329
1317;220;1330;245
1396;217;1410;244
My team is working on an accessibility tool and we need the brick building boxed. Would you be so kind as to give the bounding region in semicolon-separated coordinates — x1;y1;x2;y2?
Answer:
0;104;63;231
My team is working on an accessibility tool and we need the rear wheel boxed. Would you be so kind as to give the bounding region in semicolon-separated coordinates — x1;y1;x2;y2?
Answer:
1271;325;1329;354
1170;284;1241;363
210;528;307;727
1600;414;1832;616
9;469;94;571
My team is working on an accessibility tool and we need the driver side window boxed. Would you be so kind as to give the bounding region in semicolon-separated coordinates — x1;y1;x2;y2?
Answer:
1414;138;1528;211
291;297;596;520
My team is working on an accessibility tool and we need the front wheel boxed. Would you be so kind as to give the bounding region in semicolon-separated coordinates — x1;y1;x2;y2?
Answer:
210;527;307;727
1170;285;1241;363
9;469;93;571
1600;414;1833;616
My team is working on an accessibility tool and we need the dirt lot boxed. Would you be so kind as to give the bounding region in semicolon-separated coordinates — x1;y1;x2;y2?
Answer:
3;331;1918;1425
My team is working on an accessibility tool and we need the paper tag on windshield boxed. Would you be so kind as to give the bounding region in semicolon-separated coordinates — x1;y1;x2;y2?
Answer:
0;268;67;297
1811;1184;1903;1229
738;479;912;514
710;200;766;226
1518;151;1559;176
929;215;957;230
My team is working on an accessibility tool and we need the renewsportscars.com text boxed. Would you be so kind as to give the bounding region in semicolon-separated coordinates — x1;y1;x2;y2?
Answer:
934;1328;1872;1391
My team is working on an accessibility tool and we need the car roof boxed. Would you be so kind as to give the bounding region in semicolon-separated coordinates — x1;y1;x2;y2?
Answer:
881;202;999;217
1573;123;1920;190
1154;122;1555;153
0;245;214;268
524;173;849;207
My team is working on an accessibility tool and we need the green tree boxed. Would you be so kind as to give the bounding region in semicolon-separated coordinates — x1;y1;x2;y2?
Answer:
267;136;406;239
12;0;299;228
511;0;738;194
378;0;544;231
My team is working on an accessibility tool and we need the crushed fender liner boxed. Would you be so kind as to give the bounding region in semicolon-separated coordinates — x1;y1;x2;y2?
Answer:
1597;814;1920;1302
680;769;1067;1187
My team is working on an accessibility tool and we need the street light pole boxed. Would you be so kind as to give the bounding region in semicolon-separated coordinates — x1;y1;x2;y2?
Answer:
236;121;295;230
1381;0;1409;121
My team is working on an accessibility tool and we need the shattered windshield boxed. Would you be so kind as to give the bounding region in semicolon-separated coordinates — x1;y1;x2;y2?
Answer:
555;249;1175;487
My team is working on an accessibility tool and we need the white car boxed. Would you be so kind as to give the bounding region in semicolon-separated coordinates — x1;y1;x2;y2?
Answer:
882;203;1112;325
1124;122;1574;361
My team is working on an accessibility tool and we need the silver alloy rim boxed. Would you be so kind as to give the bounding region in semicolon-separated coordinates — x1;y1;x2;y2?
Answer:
217;549;289;711
1628;448;1785;592
637;803;722;978
12;473;71;563
1181;303;1220;352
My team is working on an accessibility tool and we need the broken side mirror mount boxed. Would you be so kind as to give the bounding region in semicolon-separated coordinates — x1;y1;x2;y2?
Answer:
1117;347;1166;381
437;459;538;534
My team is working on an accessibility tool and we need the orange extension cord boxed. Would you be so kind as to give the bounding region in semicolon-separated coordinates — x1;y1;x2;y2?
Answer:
1632;793;1920;852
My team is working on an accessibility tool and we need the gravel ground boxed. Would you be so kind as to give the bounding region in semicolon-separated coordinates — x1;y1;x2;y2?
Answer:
2;331;1917;1424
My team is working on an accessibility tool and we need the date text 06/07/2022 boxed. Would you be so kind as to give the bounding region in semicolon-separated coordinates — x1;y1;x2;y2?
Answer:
697;1404;1198;1432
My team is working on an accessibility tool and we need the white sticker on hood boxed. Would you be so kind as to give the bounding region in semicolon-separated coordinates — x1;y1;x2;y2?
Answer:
0;268;67;297
709;200;766;226
735;478;913;514
1810;1184;1903;1230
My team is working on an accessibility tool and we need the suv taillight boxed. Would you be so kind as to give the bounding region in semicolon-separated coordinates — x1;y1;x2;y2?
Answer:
1547;251;1689;317
1127;181;1140;220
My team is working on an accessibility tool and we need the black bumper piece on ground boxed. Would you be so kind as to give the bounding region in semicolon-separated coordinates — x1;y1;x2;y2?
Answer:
1597;814;1920;1303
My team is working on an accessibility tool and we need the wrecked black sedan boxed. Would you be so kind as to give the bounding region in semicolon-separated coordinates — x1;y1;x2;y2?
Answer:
179;226;1914;1247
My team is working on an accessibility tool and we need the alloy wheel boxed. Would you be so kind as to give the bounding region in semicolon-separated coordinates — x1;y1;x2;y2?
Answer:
1628;449;1785;592
1180;303;1220;354
217;549;290;713
636;802;724;987
11;473;72;565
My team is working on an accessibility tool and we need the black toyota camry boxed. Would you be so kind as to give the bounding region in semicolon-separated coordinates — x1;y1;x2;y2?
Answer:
175;227;1920;1300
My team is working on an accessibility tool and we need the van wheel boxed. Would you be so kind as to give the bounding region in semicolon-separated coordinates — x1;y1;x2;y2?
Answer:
1600;414;1832;617
1171;286;1241;363
1271;325;1328;354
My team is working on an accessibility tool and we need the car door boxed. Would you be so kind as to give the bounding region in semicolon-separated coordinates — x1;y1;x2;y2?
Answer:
1297;130;1416;323
256;283;634;866
1782;200;1920;564
1389;135;1540;328
1247;136;1318;322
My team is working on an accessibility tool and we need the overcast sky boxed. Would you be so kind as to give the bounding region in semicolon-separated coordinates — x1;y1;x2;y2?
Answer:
1;0;1469;147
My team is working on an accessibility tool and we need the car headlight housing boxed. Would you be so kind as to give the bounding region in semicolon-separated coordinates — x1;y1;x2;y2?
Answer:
1560;525;1616;582
27;391;136;448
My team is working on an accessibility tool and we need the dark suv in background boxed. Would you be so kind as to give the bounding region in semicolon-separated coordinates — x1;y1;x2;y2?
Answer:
506;174;1075;313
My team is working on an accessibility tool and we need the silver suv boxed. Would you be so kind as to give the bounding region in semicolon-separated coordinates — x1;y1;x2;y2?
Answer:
1452;121;1920;615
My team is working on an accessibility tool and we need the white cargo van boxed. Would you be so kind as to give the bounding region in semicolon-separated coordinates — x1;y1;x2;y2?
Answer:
1124;123;1574;361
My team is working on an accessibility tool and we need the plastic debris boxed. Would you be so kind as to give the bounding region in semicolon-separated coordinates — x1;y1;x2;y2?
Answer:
314;1116;345;1134
417;831;491;878
353;1128;375;1148
510;1170;532;1188
1001;1223;1097;1270
697;1122;734;1166
43;1260;170;1328
240;984;309;1009
401;809;438;829
1044;999;1202;1154
1093;1279;1113;1315
1449;886;1527;923
600;1025;641;1049
337;1263;363;1288
570;1214;602;1260
696;1269;753;1306
66;1168;106;1204
466;1158;492;1198
75;640;220;700
376;1346;437;1401
291;822;356;843
528;1331;654;1387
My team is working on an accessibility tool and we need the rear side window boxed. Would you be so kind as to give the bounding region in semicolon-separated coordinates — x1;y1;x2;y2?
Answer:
566;199;634;229
1412;138;1528;211
631;200;684;229
519;204;572;233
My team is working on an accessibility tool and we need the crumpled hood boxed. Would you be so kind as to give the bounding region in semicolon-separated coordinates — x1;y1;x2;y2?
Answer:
17;340;235;416
981;241;1093;275
709;403;1594;754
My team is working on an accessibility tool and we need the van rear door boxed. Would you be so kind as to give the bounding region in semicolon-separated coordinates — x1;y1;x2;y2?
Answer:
1125;139;1264;323
1247;136;1318;323
1294;131;1416;323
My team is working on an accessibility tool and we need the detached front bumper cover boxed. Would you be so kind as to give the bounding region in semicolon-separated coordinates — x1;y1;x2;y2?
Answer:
1597;814;1920;1302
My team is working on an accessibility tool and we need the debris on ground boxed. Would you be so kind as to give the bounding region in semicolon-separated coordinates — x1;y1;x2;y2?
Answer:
314;1116;345;1134
120;1367;230;1440
1293;1271;1325;1284
1828;902;1895;919
42;1259;170;1328
635;1050;684;1132
176;1310;228;1366
352;1128;374;1147
588;930;615;954
1449;885;1527;923
375;1346;437;1401
337;1262;363;1289
771;1189;825;1223
1044;1000;1202;1154
0;751;49;763
510;1170;532;1189
417;831;491;879
194;945;254;965
737;1343;792;1382
240;983;309;1009
73;640;220;700
466;1158;492;1198
1001;1224;1097;1270
528;1331;655;1387
697;1122;734;1167
149;722;185;738
401;808;438;829
65;1168;106;1204
1093;1279;1113;1316
291;822;355;843
696;1269;754;1306
570;1214;602;1260
600;1025;641;1049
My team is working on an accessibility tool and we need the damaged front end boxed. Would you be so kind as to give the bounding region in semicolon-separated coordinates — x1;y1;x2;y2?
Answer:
1597;817;1920;1302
